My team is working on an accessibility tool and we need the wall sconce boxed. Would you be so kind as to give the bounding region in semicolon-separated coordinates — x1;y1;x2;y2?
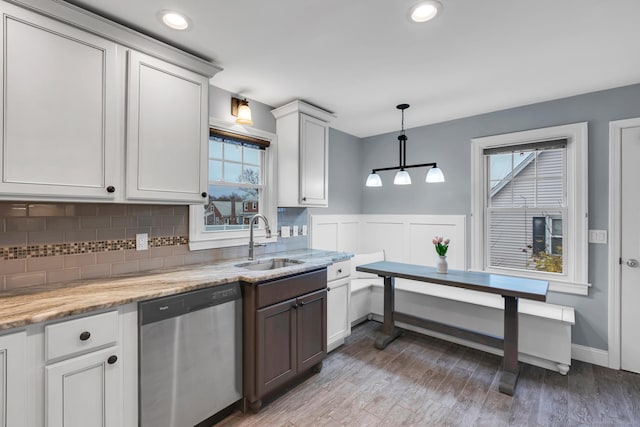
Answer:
231;97;253;125
365;103;445;187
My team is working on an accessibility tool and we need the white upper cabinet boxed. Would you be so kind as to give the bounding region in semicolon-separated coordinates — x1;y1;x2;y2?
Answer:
0;0;218;204
125;51;208;203
0;4;118;200
272;100;335;207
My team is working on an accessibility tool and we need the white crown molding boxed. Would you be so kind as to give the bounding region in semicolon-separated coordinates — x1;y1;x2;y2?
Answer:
6;0;221;77
271;100;336;122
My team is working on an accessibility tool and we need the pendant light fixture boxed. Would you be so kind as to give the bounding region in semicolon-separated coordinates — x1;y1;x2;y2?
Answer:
365;104;445;187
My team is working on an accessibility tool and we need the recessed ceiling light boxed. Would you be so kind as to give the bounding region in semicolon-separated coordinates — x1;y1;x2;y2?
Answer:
410;1;442;23
160;10;190;30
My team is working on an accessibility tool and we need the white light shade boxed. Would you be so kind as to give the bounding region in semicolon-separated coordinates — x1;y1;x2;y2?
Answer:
394;170;412;185
161;11;189;30
236;101;253;125
410;1;442;23
365;172;383;187
426;167;445;183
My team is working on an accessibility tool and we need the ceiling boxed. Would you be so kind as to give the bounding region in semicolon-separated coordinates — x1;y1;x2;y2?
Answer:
67;0;640;138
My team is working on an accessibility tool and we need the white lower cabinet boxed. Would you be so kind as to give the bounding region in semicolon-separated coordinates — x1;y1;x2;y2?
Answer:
46;346;122;427
0;331;27;427
326;260;351;352
3;304;138;427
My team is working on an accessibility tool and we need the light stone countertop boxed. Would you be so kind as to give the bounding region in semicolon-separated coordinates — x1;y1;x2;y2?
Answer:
0;249;352;331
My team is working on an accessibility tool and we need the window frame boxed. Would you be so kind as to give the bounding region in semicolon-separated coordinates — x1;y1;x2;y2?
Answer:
189;118;278;250
471;122;589;295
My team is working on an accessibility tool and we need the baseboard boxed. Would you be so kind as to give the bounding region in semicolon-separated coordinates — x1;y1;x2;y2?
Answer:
369;314;570;375
571;343;609;367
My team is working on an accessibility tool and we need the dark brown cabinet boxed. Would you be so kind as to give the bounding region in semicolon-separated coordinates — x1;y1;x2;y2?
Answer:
243;269;327;412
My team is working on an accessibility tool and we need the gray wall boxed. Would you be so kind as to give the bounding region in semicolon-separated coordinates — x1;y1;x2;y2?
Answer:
209;85;276;133
208;85;363;221
308;128;364;216
360;83;640;350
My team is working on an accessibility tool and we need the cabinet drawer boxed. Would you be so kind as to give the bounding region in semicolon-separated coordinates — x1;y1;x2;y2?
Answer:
327;260;350;282
256;269;327;309
45;311;118;361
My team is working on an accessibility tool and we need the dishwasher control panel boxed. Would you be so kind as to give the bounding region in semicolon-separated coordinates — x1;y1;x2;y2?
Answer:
139;282;240;326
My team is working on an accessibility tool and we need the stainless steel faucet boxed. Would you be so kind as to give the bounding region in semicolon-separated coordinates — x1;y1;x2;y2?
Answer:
248;214;272;260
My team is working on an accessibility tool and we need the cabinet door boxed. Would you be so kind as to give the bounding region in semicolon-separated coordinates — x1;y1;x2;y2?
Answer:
126;50;208;203
46;346;121;427
327;277;350;351
256;298;297;397
299;114;328;206
297;289;327;371
0;5;118;200
0;331;27;427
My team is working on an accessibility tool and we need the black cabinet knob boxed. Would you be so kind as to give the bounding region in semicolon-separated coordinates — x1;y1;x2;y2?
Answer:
302;197;307;202
106;186;115;193
337;269;343;274
201;192;208;198
327;287;331;292
292;304;298;309
107;355;118;365
79;331;91;341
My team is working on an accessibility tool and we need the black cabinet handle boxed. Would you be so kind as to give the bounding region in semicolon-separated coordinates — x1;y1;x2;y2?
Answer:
299;301;306;306
327;287;331;292
201;192;207;198
106;186;115;193
107;355;118;365
302;197;307;202
337;269;343;274
79;331;91;341
291;304;298;309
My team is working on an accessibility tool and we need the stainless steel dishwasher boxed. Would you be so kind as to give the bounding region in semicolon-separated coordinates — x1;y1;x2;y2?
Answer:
139;282;242;427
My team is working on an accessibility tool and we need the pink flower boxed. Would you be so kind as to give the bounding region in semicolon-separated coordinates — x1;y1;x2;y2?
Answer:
444;238;450;245
432;238;438;245
437;236;443;243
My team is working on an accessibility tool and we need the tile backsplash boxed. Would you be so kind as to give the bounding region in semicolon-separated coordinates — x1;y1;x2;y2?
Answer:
0;202;307;291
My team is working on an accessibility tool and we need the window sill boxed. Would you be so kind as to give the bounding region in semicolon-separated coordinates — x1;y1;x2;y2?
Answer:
189;235;277;251
467;269;590;296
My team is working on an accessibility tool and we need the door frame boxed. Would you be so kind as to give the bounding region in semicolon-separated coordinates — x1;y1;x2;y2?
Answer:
608;117;640;369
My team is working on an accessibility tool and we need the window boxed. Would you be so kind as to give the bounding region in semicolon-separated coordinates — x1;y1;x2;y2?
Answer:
471;123;589;295
205;135;263;232
189;120;277;250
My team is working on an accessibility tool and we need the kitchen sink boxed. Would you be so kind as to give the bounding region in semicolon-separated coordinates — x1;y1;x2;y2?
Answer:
235;258;305;271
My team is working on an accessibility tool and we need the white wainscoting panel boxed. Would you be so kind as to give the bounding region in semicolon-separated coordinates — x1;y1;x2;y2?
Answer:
311;214;467;270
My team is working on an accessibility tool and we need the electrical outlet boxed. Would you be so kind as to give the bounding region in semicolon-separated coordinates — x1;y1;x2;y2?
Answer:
293;225;299;236
280;226;290;238
136;233;148;251
302;225;308;236
588;229;607;244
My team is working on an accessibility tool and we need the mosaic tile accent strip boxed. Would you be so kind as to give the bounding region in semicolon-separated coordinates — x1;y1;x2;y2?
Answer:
1;236;189;261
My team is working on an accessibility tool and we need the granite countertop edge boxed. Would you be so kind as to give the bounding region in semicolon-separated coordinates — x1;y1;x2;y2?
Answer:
0;249;353;331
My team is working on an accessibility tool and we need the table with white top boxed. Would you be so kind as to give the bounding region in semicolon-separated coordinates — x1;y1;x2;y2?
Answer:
356;261;549;395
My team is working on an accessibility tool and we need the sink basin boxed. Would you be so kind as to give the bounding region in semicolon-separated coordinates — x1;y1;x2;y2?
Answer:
235;258;305;271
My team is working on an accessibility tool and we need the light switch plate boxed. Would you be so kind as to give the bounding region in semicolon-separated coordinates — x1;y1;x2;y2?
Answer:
136;233;148;251
280;226;290;238
302;225;308;236
588;229;607;244
293;225;299;236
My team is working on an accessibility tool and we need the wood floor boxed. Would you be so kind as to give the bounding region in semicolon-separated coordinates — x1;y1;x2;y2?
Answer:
218;321;640;426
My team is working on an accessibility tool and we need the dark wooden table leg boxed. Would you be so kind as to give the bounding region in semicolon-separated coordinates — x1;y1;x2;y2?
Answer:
499;296;519;395
375;276;401;349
